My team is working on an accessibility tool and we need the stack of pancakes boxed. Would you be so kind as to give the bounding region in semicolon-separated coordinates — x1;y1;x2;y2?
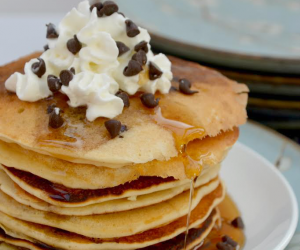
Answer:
0;53;248;250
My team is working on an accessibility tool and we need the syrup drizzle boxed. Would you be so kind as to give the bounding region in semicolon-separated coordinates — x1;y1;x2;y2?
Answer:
151;108;205;250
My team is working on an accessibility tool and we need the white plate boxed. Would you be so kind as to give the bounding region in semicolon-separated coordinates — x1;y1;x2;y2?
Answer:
221;142;298;250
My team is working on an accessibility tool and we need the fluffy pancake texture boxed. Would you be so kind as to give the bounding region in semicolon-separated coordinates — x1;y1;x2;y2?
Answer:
0;53;248;167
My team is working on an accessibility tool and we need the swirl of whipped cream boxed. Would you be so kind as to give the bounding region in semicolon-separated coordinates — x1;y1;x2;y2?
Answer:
5;0;173;121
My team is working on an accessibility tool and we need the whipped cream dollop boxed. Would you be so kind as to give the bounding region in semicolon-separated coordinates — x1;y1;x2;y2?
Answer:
5;0;173;121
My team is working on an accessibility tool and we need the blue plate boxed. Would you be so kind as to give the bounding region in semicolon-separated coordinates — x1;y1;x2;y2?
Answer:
240;121;300;249
115;0;300;74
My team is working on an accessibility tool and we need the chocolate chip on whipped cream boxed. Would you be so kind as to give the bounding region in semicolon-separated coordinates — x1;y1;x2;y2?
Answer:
46;23;59;39
123;60;143;77
67;35;82;55
134;41;149;53
149;62;163;80
140;93;159;108
179;78;199;95
116;41;130;57
47;75;62;93
116;91;130;107
125;20;140;37
132;50;147;66
44;44;49;51
60;70;74;87
49;107;64;129
31;58;46;78
102;1;119;16
105;119;124;139
90;2;103;17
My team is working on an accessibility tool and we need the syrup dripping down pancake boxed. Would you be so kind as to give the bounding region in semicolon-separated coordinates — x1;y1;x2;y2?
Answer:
0;53;248;168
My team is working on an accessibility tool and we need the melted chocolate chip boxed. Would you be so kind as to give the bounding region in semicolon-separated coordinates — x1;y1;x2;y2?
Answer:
31;58;46;78
116;41;130;57
67;35;82;55
46;23;59;39
231;217;245;229
123;60;143;77
47;75;62;93
134;41;149;53
102;1;119;16
49;108;64;129
105;120;122;139
60;70;74;86
149;62;163;80
125;20;140;37
47;104;56;114
140;93;159;108
179;78;199;95
44;44;49;51
90;2;104;17
222;235;238;247
132;50;147;65
116;91;130;107
216;242;234;250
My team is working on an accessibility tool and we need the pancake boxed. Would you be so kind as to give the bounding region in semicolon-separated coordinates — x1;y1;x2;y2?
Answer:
0;180;224;239
0;53;248;168
0;164;220;208
0;189;222;249
0;128;238;189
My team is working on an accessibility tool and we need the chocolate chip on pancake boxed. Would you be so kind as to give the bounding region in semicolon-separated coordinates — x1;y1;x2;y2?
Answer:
105;119;123;139
125;20;140;37
121;124;128;133
116;91;130;107
216;242;234;250
123;60;143;77
47;104;56;114
67;35;82;55
140;93;159;108
44;44;49;51
31;58;46;78
134;41;149;53
231;217;244;229
170;86;178;92
116;41;130;57
47;75;62;93
222;235;238;247
46;23;59;39
132;50;147;65
179;78;199;95
49;107;64;129
90;2;104;17
149;62;163;80
60;69;74;86
102;1;119;16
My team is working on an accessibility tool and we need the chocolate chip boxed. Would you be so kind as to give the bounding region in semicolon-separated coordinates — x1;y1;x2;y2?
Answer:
90;2;104;17
118;12;125;17
47;104;56;114
134;41;149;53
46;23;59;39
47;75;62;93
149;62;163;80
31;58;46;78
179;78;199;95
125;20;140;37
44;44;49;51
140;93;159;108
102;1;119;16
121;125;128;133
67;35;82;55
222;236;238;247
105;120;122;139
216;242;234;250
123;60;143;77
116;41;130;57
49;108;64;129
70;67;76;74
60;70;74;87
170;86;178;92
132;50;147;65
231;217;245;229
116;91;130;107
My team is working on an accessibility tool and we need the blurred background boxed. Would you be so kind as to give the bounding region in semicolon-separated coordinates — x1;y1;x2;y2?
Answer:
0;0;299;143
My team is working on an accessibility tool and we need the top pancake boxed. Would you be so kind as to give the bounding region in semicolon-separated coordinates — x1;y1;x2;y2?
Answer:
0;53;248;167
